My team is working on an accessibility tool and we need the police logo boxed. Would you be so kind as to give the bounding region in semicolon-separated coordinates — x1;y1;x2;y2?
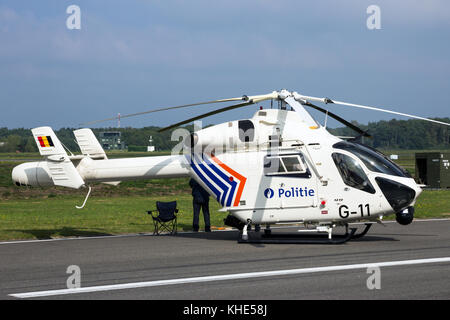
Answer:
264;188;274;199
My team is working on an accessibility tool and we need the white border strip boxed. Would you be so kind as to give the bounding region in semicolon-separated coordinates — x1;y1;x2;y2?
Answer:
1;218;449;245
10;257;450;298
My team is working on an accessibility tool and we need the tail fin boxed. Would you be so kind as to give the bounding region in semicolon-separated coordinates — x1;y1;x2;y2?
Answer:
31;127;85;189
32;126;67;157
73;128;120;186
74;128;107;159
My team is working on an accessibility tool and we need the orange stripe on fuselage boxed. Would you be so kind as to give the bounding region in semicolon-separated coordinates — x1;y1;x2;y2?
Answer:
210;155;247;207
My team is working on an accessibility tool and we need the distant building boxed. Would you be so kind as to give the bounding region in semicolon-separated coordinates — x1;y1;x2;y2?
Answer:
147;136;155;152
415;152;450;188
99;131;127;150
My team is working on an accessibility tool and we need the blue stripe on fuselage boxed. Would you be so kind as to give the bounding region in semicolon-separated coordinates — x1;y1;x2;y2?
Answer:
194;154;229;206
203;156;237;207
189;156;222;203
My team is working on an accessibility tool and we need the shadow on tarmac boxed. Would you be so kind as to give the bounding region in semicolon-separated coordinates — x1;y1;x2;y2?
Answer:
6;227;113;240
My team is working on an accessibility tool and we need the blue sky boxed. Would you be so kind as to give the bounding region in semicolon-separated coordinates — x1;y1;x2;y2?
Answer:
0;0;449;129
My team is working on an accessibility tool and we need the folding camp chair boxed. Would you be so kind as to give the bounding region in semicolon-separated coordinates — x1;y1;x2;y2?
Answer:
147;201;178;235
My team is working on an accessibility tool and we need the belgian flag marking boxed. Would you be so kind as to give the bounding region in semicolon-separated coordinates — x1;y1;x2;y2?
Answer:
37;136;55;148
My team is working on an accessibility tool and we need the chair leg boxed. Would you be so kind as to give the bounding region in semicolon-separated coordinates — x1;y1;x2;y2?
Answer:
159;222;172;234
153;221;159;235
152;219;177;235
170;220;175;235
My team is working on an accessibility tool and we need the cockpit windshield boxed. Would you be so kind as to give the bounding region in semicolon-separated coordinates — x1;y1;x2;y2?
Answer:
332;153;376;193
333;141;411;178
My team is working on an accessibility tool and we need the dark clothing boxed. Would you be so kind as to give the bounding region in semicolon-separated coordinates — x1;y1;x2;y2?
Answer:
192;201;210;229
189;178;211;230
189;178;210;204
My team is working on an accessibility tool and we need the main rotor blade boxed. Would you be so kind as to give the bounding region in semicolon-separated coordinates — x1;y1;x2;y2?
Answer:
79;97;248;126
80;91;279;127
303;102;372;138
294;93;450;127
331;100;450;126
158;101;255;132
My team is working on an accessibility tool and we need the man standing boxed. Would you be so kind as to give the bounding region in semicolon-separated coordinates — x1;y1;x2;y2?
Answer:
189;178;211;232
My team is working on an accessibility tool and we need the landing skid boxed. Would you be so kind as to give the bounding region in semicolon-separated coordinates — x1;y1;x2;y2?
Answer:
350;223;373;239
237;223;373;245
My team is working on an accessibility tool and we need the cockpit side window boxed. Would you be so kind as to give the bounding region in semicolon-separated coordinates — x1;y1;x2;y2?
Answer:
332;152;376;194
333;141;411;177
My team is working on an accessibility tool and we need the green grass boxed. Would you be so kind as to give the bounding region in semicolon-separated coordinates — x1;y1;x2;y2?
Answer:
0;190;448;241
413;190;450;219
0;152;41;159
0;194;227;240
1;151;449;241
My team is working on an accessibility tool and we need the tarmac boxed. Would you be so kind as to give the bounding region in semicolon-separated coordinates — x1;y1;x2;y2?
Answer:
0;219;449;300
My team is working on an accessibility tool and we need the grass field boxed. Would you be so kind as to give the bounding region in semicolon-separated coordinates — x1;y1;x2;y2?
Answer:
0;150;449;241
0;190;448;241
0;194;227;240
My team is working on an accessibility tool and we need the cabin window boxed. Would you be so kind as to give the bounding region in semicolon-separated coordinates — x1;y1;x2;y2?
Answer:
282;156;304;172
264;154;310;177
238;120;255;142
332;153;376;194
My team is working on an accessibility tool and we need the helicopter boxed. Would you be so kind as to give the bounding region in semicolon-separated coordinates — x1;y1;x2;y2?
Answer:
11;89;450;244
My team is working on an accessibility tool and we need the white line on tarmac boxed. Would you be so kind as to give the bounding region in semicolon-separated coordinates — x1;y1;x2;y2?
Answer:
9;257;450;299
0;233;154;245
1;218;449;246
0;228;237;245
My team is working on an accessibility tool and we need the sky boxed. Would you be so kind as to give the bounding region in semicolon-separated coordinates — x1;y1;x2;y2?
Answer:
0;0;449;129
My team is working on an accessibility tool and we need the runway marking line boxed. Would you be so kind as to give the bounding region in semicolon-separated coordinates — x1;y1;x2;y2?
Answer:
9;257;450;298
1;218;449;246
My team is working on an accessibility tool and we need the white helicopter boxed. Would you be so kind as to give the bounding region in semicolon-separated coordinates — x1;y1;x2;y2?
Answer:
11;89;450;244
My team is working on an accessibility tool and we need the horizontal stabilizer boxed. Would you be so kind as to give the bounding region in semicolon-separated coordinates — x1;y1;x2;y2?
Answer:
46;160;85;189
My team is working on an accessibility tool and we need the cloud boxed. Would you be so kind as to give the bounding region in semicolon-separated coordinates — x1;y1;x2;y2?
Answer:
0;1;449;128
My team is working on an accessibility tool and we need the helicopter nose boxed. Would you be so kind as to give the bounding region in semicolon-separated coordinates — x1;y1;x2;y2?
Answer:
375;177;416;213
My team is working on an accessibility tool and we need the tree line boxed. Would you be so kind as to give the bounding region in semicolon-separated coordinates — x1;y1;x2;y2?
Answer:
0;117;449;153
327;117;450;149
0;126;192;153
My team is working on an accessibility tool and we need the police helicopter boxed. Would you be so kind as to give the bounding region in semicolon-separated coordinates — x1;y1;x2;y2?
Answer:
11;89;450;244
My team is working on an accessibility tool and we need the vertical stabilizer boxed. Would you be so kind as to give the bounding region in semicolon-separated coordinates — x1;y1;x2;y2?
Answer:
74;128;107;159
31;127;85;189
73;128;120;186
32;126;67;157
